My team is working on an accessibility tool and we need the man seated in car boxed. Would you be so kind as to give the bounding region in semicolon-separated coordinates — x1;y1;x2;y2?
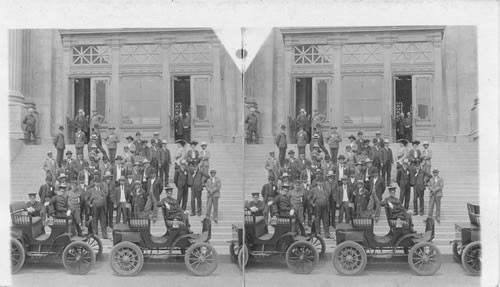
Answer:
245;192;265;216
382;186;414;227
157;186;190;229
25;193;43;217
270;183;294;218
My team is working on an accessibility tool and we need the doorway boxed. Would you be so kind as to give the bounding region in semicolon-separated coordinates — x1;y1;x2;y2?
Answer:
394;75;412;141
73;78;90;143
173;76;191;141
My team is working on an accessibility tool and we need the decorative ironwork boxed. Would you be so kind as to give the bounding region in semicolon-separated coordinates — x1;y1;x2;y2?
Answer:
294;45;331;64
342;44;382;64
120;45;160;65
72;45;110;65
170;43;211;63
392;42;433;63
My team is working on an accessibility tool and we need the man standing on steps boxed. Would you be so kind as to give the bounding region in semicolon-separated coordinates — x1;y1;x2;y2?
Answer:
421;141;432;174
105;127;120;166
397;159;412;210
205;169;221;223
53;125;65;168
245;107;259;144
381;139;394;186
22;107;37;144
174;160;189;211
427;169;444;223
275;125;288;167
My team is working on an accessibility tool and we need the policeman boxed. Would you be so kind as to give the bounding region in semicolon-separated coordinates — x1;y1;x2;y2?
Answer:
261;175;278;223
48;183;69;217
245;192;265;216
25;193;43;217
157;186;190;228
270;183;293;217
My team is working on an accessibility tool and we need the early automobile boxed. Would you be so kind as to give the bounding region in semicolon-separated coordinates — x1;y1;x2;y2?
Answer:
332;208;441;276
451;203;480;276
229;210;324;274
110;211;218;276
10;201;99;275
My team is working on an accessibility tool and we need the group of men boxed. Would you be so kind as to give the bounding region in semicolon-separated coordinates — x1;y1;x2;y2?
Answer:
245;124;444;239
27;124;222;240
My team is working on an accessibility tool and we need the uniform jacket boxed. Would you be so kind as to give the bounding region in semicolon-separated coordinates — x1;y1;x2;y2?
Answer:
74;131;86;148
53;132;65;149
174;167;189;189
396;167;411;188
275;131;287;149
261;182;278;203
245;200;265;216
160;147;172;166
272;194;292;217
205;176;221;198
25;201;43;216
369;176;386;199
296;130;309;147
427;176;444;197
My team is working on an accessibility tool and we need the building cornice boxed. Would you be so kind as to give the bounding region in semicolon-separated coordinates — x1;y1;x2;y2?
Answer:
279;26;446;35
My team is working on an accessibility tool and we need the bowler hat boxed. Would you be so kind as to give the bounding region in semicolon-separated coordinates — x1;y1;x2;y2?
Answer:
348;135;356;140
119;176;126;181
109;127;115;130
357;131;363;136
327;170;335;177
58;125;64;130
288;150;295;154
126;136;134;141
432;169;439;173
338;154;345;160
341;175;349;180
165;186;174;192
281;172;289;178
153;131;159;135
66;151;72;155
28;193;36;198
104;171;112;178
331;126;338;129
388;186;397;192
190;141;199;146
365;158;372;163
412;140;421;145
251;192;260;197
116;156;123;161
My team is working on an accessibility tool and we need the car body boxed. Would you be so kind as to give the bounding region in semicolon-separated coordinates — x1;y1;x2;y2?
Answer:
451;203;480;276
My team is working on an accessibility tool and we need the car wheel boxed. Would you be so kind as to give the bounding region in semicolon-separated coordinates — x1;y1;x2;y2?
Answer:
461;242;480;276
307;235;326;258
11;238;25;274
332;241;367;276
109;241;144;276
238;244;249;270
62;241;96;275
185;242;218;276
286;241;319;274
85;235;103;258
229;242;239;263
408;242;441;276
452;241;462;263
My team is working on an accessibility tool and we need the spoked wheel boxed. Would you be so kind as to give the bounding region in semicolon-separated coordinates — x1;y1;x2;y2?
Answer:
452;241;462;263
185;242;219;276
85;235;103;258
62;241;96;275
229;242;239;263
307;235;326;258
110;241;144;276
11;238;25;274
238;244;249;270
286;241;319;274
408;242;441;276
461;242;480;276
332;241;367;276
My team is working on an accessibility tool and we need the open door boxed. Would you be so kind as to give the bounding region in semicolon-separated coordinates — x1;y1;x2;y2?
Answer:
190;75;211;142
91;78;110;129
312;77;330;129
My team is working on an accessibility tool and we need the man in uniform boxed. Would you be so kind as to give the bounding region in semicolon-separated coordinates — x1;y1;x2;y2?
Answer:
48;183;69;217
133;132;143;155
174;160;190;211
397;159;412;210
53;125;65;168
275;125;288;167
382;187;414;229
327;126;342;163
25;193;43;217
270;183;293;217
105;127;120;165
89;178;108;239
427;169;444;223
205;169;222;223
261;175;278;223
157;186;190;228
310;178;331;238
22;107;37;144
245;107;259;144
245;192;265;216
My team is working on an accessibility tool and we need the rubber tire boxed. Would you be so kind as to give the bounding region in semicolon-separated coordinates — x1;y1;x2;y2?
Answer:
285;241;319;274
229;242;239;263
238;244;249;270
62;241;96;275
184;242;219;276
86;235;103;258
332;241;367;276
307;235;326;258
11;238;25;274
461;242;480;276
452;241;462;263
109;241;144;276
408;242;441;276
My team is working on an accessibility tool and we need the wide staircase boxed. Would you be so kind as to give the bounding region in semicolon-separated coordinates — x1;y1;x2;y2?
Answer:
10;142;244;255
244;142;479;254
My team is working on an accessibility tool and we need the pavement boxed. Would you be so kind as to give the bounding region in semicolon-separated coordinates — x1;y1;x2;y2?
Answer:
10;254;481;287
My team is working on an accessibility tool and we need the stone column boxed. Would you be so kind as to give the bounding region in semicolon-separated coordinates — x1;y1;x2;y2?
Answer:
431;32;445;141
212;40;224;143
282;37;293;141
256;33;274;144
9;29;26;139
331;38;343;128
380;35;394;139
109;38;121;131
160;38;174;141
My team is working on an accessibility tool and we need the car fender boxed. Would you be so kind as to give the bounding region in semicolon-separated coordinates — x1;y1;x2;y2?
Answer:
275;232;296;251
393;233;417;252
171;234;193;250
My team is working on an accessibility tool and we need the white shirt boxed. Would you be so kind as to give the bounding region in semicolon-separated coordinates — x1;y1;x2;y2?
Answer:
120;185;126;203
342;184;349;202
338;164;344;179
116;165;122;180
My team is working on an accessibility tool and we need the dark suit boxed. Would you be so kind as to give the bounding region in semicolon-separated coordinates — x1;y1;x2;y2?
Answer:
115;184;131;224
337;183;353;223
261;182;278;222
90;184;108;238
102;180;115;228
367;176;386;218
159;147;171;186
381;147;394;184
174;167;189;210
323;179;338;228
146;177;163;220
396;167;412;209
410;169;429;215
189;167;206;215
